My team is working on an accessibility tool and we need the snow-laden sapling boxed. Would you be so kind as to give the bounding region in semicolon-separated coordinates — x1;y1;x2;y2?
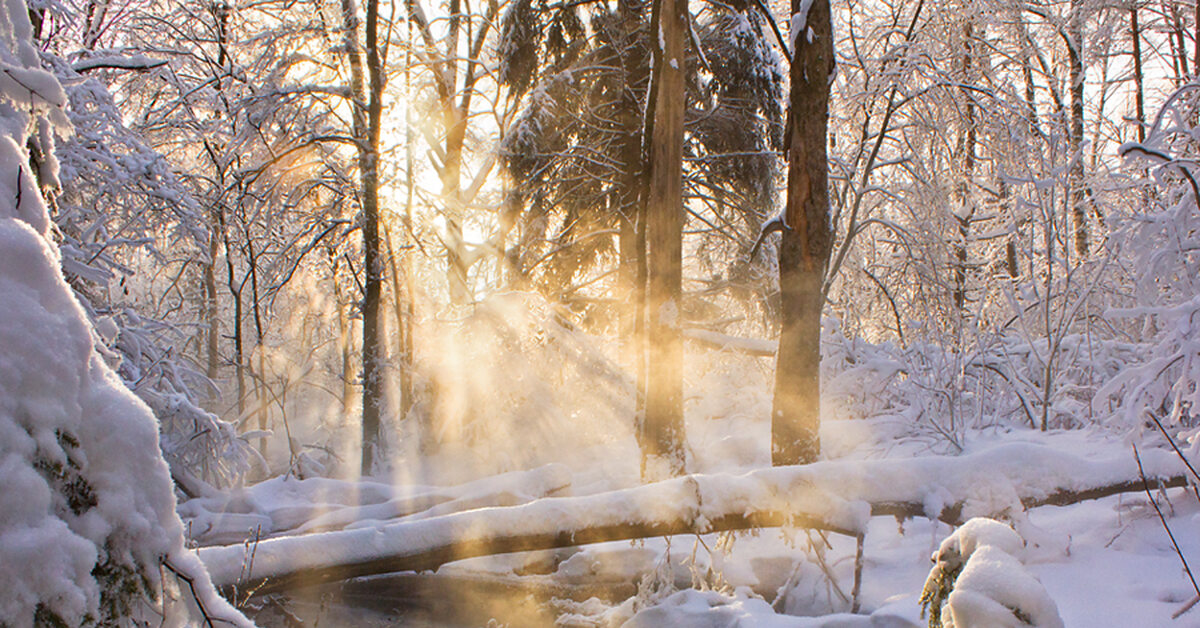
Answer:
920;518;1062;628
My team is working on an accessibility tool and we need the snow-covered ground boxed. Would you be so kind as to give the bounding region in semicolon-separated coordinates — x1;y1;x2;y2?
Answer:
189;404;1200;626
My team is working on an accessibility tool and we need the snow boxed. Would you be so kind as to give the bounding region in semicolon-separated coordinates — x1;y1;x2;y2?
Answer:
196;440;1197;592
789;0;815;50
0;3;249;623
944;546;1061;628
923;519;1062;628
71;53;167;73
622;589;906;627
180;463;572;545
0;168;248;626
683;328;777;356
1;0;1199;626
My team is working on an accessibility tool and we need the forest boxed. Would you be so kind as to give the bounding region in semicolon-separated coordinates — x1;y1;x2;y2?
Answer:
1;0;1199;625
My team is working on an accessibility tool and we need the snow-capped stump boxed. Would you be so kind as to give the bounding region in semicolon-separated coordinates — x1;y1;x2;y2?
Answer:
921;518;1062;628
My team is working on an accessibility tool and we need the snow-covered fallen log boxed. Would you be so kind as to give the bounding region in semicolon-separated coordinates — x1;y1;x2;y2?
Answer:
683;328;778;357
180;464;571;546
197;443;1194;595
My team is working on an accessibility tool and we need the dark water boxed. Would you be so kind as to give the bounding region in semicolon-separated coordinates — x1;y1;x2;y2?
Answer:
247;572;636;627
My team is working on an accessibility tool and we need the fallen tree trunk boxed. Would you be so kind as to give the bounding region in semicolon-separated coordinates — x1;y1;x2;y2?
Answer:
183;464;571;547
198;444;1193;596
683;328;777;357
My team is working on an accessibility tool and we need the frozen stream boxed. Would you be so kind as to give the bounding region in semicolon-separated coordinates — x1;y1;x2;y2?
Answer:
246;571;634;627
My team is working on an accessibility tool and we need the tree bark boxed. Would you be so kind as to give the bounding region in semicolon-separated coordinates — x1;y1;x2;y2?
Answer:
772;0;834;466
616;0;648;372
1068;0;1087;256
205;216;221;387
341;0;386;476
222;218;246;417
247;235;270;457
640;0;688;477
1131;5;1145;144
203;4;231;402
954;18;977;313
330;254;355;419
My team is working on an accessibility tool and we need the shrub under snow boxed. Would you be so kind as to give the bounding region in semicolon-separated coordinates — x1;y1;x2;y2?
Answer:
921;518;1062;628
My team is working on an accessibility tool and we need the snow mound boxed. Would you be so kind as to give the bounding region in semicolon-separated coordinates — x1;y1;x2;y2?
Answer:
619;588;916;627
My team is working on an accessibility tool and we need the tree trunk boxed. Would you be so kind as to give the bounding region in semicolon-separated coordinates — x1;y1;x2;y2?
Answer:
341;0;386;476
222;220;246;417
205;218;220;386
385;225;413;422
401;15;417;423
247;236;270;458
204;5;230;401
953;18;976;313
772;0;834;466
616;0;647;372
362;0;386;476
1131;6;1145;144
1068;0;1087;256
442;115;471;304
640;0;688;478
331;254;355;419
1169;2;1189;80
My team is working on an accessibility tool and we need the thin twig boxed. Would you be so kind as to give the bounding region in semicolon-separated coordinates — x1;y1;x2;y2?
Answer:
162;560;217;627
1147;413;1200;486
1133;445;1200;604
1173;594;1200;619
851;533;865;614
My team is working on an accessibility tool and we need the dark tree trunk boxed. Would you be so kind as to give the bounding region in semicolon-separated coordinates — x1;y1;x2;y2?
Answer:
342;0;386;476
616;0;648;372
204;5;231;401
1132;6;1145;143
640;0;687;477
772;0;834;466
362;0;386;476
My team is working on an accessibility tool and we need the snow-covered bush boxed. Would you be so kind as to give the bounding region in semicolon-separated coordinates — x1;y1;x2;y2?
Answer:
920;518;1062;628
1099;84;1200;440
48;57;254;492
0;2;249;623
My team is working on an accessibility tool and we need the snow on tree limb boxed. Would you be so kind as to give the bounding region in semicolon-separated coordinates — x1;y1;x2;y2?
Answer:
71;54;167;73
